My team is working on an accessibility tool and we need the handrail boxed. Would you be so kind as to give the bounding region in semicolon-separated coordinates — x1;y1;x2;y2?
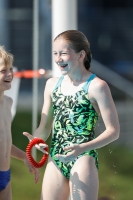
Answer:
91;59;133;98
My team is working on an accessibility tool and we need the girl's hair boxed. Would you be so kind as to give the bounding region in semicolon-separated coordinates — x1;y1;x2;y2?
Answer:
54;30;92;70
0;46;13;66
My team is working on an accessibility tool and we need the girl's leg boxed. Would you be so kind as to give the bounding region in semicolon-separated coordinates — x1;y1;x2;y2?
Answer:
41;156;70;200
69;156;99;200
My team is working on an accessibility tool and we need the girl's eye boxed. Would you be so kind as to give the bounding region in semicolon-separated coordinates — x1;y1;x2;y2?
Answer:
53;52;68;56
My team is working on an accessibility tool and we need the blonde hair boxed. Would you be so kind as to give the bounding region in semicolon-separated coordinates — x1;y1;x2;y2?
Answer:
0;46;13;66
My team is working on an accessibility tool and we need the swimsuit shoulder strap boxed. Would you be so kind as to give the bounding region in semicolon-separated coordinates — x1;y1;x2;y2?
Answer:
53;76;64;91
82;74;96;93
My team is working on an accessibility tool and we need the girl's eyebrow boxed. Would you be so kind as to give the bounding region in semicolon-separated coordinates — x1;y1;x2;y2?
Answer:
53;51;68;54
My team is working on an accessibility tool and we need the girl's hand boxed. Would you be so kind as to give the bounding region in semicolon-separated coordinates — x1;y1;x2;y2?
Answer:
55;143;82;163
23;132;48;154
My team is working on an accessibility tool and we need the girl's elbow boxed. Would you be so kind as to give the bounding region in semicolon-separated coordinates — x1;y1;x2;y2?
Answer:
114;127;120;140
114;132;119;140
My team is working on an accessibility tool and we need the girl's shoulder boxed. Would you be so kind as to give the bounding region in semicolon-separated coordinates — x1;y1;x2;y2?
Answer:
89;76;111;101
45;76;63;93
46;76;61;87
91;76;108;91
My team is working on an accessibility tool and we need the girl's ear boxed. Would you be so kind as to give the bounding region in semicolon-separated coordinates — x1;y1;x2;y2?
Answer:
79;50;86;60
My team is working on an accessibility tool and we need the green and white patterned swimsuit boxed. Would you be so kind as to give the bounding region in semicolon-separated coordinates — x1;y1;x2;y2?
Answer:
50;74;99;179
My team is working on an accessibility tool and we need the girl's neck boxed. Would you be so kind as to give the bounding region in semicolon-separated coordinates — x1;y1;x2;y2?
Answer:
65;71;92;84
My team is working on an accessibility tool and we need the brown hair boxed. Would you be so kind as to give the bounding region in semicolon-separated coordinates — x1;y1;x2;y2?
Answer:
0;46;13;67
54;30;92;70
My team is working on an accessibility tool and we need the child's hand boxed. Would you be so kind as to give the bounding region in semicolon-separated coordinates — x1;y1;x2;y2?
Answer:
24;156;40;183
23;132;48;154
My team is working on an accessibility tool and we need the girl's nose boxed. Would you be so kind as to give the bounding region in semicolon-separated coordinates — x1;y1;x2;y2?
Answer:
57;55;63;63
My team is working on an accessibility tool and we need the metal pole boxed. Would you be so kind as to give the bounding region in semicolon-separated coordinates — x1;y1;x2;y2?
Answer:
52;0;78;77
0;0;9;49
32;0;39;158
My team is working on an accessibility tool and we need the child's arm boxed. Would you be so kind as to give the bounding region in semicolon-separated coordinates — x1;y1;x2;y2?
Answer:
11;144;40;183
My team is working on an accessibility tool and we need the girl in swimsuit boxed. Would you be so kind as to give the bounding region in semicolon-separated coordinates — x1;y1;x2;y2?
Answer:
24;30;120;200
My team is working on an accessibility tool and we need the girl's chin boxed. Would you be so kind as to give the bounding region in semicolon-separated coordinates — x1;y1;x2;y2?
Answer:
60;70;68;75
59;66;69;75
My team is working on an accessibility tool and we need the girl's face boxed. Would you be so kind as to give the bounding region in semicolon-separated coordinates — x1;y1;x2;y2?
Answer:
0;57;13;91
53;38;81;75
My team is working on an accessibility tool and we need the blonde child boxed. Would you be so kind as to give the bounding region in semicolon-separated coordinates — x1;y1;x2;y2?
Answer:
0;46;39;200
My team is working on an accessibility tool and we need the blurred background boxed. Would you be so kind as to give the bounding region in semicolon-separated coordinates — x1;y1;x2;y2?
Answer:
0;0;133;199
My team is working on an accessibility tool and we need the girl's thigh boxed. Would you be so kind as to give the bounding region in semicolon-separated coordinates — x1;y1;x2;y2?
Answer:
69;155;99;200
41;156;70;200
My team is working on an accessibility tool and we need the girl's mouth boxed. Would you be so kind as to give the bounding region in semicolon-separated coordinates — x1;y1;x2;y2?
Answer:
60;64;68;69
